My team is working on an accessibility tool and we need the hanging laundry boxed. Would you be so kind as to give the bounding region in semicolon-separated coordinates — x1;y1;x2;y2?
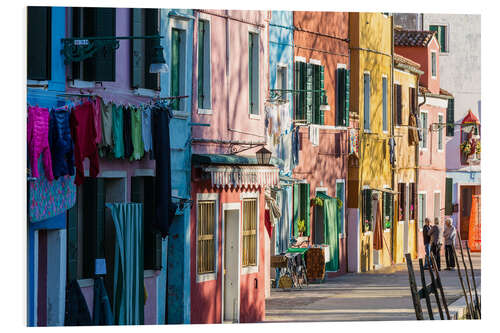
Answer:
152;104;177;238
279;102;292;133
49;108;74;179
141;105;152;154
388;137;396;167
70;101;100;185
28;106;54;181
349;128;359;157
112;104;124;159
292;127;300;166
123;106;133;159
93;97;103;144
99;101;114;157
130;106;144;161
416;113;423;141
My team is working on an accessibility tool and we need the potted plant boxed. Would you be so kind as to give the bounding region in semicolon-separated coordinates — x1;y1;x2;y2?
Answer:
310;197;323;207
297;219;306;237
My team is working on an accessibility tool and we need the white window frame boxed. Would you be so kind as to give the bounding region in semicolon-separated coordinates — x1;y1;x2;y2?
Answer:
420;110;429;150
382;75;389;133
248;27;260;118
240;191;259;274
197;14;212;113
196;193;219;283
418;191;427;231
431;51;437;78
335;179;346;237
170;22;188;114
363;71;371;132
437;113;444;152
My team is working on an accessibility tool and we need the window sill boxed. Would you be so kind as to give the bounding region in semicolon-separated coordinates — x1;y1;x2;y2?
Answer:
172;111;190;119
133;88;160;98
27;80;49;88
249;114;261;120
363;231;372;236
242;265;258;275
384;229;391;232
69;80;96;89
196;272;217;283
198;108;213;115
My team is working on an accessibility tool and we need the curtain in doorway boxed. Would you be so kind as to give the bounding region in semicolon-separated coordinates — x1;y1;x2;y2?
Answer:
106;203;144;325
318;193;339;271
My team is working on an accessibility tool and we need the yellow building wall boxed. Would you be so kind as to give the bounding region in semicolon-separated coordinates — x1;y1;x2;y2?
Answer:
349;13;393;271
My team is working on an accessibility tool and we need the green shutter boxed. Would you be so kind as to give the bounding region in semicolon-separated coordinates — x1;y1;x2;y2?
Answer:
67;203;78;282
362;189;373;232
131;9;146;89
144;9;160;90
27;6;51;80
445;178;453;215
306;63;313;124
439;26;446;52
345;69;350;127
447;99;455;136
84;8;116;82
320;65;326;125
313;64;321;125
82;178;105;278
198;20;205;108
293;183;300;237
171;29;181;109
336;68;344;126
71;8;82;80
397;84;402;126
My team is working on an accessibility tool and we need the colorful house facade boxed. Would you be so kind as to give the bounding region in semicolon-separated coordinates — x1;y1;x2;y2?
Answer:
190;10;274;324
392;53;423;263
347;12;394;272
291;11;350;276
394;29;451;258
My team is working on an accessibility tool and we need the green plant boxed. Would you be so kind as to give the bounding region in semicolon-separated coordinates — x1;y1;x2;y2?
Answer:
460;140;472;155
297;219;306;234
311;197;323;206
337;198;343;209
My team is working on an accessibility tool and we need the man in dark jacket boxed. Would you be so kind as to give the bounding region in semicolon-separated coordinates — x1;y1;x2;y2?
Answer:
429;217;443;271
423;218;432;269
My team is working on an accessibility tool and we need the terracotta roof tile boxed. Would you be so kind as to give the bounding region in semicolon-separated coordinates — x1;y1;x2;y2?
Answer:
419;86;454;98
394;30;436;47
439;88;453;97
394;53;421;68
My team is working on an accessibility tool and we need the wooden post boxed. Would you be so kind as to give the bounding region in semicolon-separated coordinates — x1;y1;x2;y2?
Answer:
457;234;476;318
418;258;434;320
452;245;473;319
405;253;424;320
430;253;450;319
427;256;444;319
465;241;481;317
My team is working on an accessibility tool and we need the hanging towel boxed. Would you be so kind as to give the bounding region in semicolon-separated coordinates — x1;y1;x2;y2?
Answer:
49;108;75;179
388;137;396;167
112;104;124;159
106;202;145;325
123;106;133;159
130;106;144;161
373;198;384;251
93;97;103;144
64;279;92;326
318;192;339;272
28;106;54;181
92;277;114;325
152;105;177;237
292;128;300;166
141;106;153;153
70;101;99;185
99;101;114;157
265;210;273;238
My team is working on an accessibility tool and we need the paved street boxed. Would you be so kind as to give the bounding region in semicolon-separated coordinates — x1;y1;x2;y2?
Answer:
265;252;481;322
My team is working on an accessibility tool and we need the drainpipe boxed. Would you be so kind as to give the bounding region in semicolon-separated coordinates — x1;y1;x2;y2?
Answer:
390;14;395;263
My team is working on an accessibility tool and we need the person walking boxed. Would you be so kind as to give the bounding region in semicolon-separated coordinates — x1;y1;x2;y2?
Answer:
422;218;432;269
428;217;443;271
443;217;457;270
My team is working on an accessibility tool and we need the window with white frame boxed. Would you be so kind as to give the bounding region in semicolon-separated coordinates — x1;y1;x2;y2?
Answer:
420;111;428;149
242;198;258;267
431;51;437;78
197;19;211;110
277;65;287;90
197;199;217;276
438;114;444;150
248;32;260;115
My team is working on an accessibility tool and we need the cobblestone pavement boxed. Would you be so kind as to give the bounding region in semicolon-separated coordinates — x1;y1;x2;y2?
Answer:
265;252;481;322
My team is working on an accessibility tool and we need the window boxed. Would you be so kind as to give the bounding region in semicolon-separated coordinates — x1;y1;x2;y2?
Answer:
293;183;310;236
434;192;441;221
446;99;455;136
171;28;185;110
382;77;388;132
429;25;447;52
249;32;260;115
431;52;437;77
418;193;426;229
131;9;160;91
197;200;217;274
242;198;257;267
409;87;417;114
394;83;402;126
445;178;453;215
363;73;370;130
362;189;373;232
438;114;444;150
382;192;393;229
295;61;326;125
420;111;428;149
409;183;416;220
336;67;350;127
398;183;407;221
198;19;211;109
27;6;51;81
277;65;287;90
336;181;345;234
131;176;161;270
71;8;116;82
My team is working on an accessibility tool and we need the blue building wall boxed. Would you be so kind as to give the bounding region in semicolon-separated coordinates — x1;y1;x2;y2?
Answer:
27;6;69;327
447;170;481;227
159;8;194;324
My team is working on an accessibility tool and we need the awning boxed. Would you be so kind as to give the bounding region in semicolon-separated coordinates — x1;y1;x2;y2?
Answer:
203;165;279;189
193;153;284;168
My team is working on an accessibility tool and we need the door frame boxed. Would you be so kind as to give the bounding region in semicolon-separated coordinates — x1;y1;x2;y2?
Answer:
221;203;241;323
457;183;481;239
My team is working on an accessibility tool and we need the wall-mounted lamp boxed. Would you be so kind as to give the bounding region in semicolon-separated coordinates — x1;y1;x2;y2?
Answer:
256;147;272;165
149;35;169;73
